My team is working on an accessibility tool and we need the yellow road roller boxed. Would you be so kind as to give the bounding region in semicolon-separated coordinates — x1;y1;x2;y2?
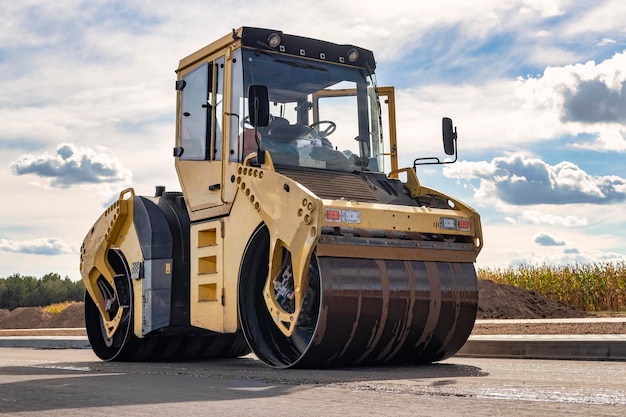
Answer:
80;27;483;368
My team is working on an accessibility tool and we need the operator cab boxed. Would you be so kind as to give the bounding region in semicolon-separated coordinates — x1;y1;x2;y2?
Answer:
173;27;457;218
236;43;383;173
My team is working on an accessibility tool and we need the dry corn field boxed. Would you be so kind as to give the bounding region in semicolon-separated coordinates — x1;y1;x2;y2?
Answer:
41;301;79;315
478;261;626;312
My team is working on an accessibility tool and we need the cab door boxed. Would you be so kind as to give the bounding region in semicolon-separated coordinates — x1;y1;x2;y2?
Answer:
175;57;228;218
175;57;231;333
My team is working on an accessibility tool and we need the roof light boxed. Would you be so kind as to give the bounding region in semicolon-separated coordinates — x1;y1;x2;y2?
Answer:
267;33;282;48
346;48;359;63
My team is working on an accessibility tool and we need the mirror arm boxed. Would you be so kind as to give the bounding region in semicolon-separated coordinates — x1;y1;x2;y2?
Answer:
252;96;265;165
413;136;457;168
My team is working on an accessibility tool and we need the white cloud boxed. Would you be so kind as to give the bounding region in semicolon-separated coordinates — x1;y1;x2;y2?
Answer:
534;232;566;246
396;48;626;159
519;0;564;18
444;154;626;205
476;221;626;269
563;0;626;36
0;237;77;255
525;45;581;68
520;210;587;227
598;38;617;47
562;80;626;123
572;129;626;153
397;50;626;159
508;248;626;267
11;143;132;188
514;50;626;151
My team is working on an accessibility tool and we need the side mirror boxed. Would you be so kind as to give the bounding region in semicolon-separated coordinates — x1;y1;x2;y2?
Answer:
248;85;270;127
442;117;457;155
413;117;459;168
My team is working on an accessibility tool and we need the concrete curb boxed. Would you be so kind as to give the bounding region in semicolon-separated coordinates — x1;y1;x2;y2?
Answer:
458;334;626;361
476;317;626;324
2;335;626;361
0;328;86;337
2;321;626;361
0;336;90;349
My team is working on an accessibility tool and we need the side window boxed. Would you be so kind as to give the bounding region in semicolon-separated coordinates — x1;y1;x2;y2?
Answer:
229;49;243;162
212;57;225;161
180;63;210;160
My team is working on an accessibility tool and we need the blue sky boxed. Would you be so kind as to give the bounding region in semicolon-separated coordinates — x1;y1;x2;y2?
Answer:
2;0;626;280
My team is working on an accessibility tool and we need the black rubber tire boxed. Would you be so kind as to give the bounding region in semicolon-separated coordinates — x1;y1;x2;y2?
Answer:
84;249;141;361
238;225;321;368
85;248;251;362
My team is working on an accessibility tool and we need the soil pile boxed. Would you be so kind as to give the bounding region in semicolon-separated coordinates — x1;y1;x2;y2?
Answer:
35;302;86;328
477;279;590;319
0;280;591;329
0;307;52;329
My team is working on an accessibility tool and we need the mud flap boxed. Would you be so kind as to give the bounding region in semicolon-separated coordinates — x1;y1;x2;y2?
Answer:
141;258;173;334
113;274;131;308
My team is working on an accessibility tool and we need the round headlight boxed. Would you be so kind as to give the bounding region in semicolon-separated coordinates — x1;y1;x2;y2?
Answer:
346;48;359;63
267;33;282;48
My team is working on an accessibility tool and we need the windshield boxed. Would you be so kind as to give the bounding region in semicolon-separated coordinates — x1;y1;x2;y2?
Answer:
235;48;384;173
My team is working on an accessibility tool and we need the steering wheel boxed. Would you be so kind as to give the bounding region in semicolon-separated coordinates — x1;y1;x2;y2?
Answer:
241;114;275;129
241;115;258;129
309;120;336;138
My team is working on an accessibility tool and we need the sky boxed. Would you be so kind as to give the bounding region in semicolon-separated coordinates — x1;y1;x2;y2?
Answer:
2;0;626;280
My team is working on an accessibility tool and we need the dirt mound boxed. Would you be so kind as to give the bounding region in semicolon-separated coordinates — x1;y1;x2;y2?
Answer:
0;280;591;330
0;307;52;329
477;279;590;319
37;303;85;329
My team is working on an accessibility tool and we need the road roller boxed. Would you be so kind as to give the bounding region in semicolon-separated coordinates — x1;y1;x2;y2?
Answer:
80;27;483;368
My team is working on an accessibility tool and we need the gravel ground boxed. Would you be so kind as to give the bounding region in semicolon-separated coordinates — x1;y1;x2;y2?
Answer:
472;319;626;335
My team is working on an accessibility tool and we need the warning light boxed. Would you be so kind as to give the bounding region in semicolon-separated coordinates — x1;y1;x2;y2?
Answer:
457;219;471;231
440;217;456;230
325;208;341;222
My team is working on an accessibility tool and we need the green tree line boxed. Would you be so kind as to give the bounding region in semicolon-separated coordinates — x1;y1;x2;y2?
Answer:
0;273;84;310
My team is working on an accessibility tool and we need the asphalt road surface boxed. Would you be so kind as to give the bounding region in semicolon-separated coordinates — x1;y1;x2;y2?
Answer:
1;348;624;416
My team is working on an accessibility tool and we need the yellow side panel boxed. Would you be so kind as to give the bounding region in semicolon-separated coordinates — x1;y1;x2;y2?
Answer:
176;160;223;212
221;197;263;332
189;193;263;334
221;161;239;203
190;220;225;332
